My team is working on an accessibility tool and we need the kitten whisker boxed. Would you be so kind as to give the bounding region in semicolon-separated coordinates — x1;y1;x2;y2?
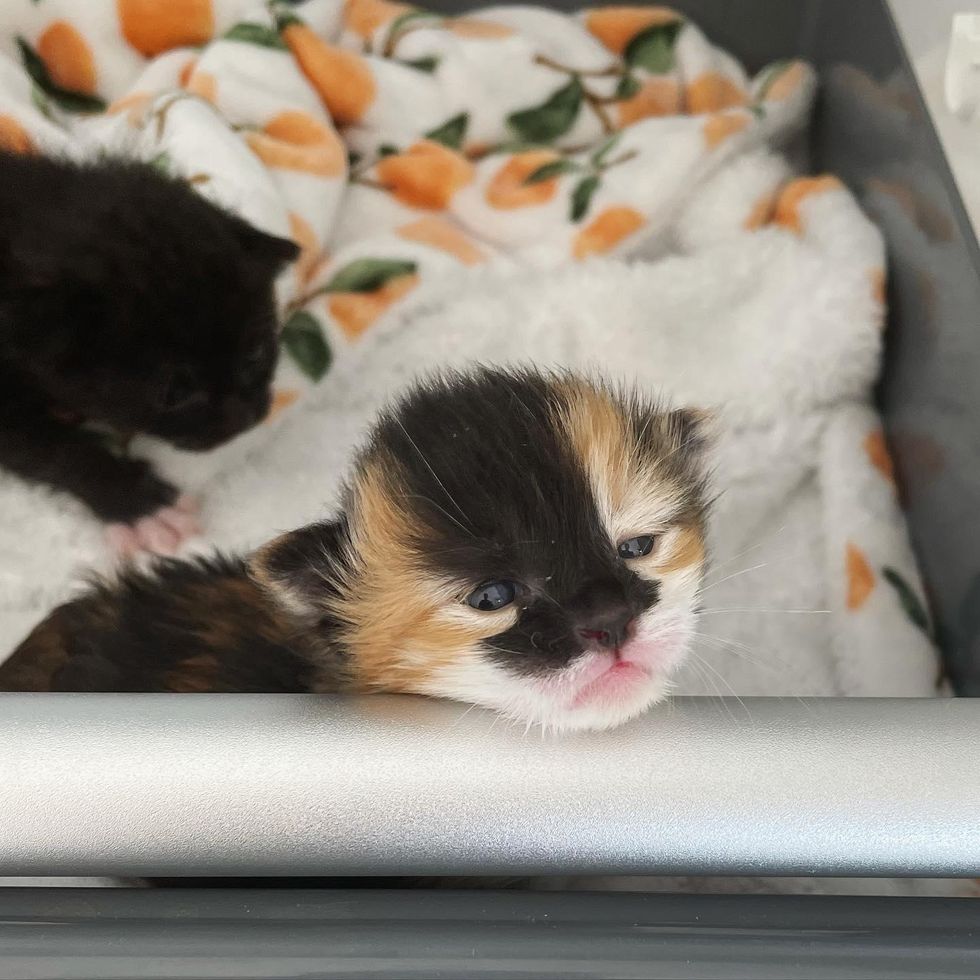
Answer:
402;494;475;539
692;631;784;674
703;524;789;578
395;418;473;528
698;560;770;592
690;652;752;723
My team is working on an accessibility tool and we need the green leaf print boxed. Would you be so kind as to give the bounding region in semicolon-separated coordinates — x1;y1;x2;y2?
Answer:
223;22;288;50
16;36;106;114
30;83;55;120
281;310;332;382
590;133;622;166
424;112;469;149
401;55;440;73
624;21;683;74
507;77;583;144
523;158;579;184
882;566;932;638
615;74;641;99
570;174;599;222
384;10;440;53
324;258;418;293
387;10;439;37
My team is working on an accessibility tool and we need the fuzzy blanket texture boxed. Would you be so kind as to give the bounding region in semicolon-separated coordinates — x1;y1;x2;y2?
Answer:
0;0;942;705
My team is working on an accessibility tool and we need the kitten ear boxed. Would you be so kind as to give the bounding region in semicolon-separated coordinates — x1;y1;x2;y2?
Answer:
249;520;345;618
668;407;716;459
234;219;301;269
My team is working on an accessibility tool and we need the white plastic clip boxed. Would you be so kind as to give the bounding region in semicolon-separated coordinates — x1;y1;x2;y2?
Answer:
945;13;980;120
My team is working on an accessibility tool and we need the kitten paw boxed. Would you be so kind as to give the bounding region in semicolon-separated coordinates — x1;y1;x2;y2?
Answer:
105;496;201;559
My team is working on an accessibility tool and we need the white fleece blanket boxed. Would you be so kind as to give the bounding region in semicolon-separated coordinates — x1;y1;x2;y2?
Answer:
0;0;941;701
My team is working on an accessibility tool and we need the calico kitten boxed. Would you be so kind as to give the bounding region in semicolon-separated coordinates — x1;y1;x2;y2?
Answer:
0;150;298;552
0;368;712;732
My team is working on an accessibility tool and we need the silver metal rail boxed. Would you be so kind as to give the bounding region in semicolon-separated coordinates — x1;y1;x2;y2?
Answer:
0;694;977;878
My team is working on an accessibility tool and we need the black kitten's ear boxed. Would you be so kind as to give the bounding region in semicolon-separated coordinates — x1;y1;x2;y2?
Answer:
249;520;345;617
234;219;301;268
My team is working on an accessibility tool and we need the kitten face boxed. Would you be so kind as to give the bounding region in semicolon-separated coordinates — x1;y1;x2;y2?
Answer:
254;369;711;733
3;156;298;449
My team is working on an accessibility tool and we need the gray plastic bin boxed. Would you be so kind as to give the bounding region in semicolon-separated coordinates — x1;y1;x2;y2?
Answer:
2;1;980;977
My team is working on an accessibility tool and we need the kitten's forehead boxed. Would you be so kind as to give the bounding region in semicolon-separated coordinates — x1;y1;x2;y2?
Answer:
350;370;705;580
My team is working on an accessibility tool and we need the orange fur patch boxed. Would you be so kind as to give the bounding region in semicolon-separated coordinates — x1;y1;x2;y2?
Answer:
653;524;706;575
557;380;631;515
328;458;502;692
556;381;702;545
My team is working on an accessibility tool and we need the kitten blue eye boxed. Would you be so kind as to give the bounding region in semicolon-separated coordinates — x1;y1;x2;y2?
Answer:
618;535;656;560
466;581;517;611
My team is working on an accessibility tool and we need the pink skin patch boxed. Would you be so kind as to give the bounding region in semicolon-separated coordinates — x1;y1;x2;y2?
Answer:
558;629;687;711
105;495;201;560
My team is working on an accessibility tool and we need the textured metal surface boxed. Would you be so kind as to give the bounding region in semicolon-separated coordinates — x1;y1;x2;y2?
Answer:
1;694;978;878
0;888;978;980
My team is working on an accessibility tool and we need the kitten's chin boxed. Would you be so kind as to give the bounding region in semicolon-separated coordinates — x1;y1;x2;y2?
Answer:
419;630;690;734
547;672;673;733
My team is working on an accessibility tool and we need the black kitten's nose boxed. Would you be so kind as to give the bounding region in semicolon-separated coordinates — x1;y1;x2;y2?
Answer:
577;604;636;650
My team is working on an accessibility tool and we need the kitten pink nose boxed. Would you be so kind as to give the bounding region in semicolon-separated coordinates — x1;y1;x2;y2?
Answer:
578;613;636;651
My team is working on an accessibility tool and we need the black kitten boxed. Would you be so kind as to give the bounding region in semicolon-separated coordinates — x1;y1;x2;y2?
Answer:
0;150;298;537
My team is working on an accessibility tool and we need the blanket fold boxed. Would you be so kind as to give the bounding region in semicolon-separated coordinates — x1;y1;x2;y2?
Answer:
0;0;940;708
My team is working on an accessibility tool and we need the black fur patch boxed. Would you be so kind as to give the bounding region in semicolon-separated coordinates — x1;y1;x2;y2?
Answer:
0;556;315;693
0;150;298;523
355;368;707;677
